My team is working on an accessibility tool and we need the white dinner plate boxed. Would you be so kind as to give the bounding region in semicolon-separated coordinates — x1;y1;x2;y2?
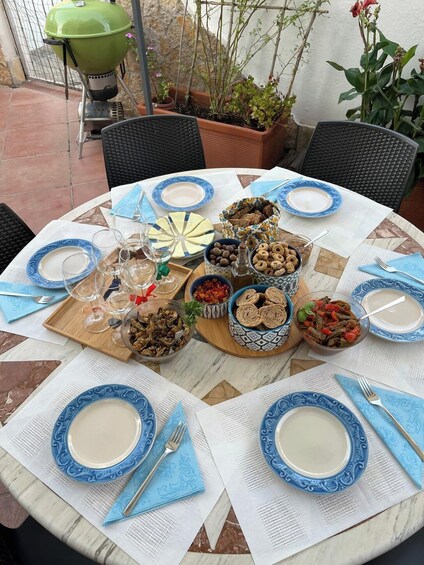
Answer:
38;246;88;281
277;179;343;218
352;278;424;342
275;406;351;478
152;176;214;212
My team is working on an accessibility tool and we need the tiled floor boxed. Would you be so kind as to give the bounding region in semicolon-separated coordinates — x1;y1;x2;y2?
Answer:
0;81;109;234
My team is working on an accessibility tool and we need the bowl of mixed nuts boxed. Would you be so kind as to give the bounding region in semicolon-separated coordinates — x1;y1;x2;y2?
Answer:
249;241;302;296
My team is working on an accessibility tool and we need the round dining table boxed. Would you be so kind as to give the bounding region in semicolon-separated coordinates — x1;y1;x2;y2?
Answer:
0;168;423;564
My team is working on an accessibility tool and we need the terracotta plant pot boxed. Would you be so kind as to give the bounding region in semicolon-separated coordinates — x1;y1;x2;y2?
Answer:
137;87;287;169
152;96;176;111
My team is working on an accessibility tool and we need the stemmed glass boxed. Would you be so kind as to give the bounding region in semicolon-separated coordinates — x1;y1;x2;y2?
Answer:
91;228;125;276
126;257;158;301
143;238;178;294
62;251;109;333
102;270;134;346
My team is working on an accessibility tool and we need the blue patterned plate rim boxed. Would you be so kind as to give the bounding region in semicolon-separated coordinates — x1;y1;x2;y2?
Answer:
277;178;343;218
351;278;424;342
26;239;101;289
51;384;156;483
152;175;214;212
259;391;368;494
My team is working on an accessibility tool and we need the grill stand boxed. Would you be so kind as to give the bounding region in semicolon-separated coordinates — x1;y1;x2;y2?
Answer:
76;72;138;159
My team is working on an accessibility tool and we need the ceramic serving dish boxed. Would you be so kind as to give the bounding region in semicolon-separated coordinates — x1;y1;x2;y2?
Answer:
190;274;233;319
228;285;293;351
249;242;302;297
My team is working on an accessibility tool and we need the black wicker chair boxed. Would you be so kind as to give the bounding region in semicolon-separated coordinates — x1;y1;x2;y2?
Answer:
0;204;35;274
300;121;418;212
101;115;206;190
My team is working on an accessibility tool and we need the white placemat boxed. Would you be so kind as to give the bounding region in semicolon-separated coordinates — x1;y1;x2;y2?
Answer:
110;169;243;224
197;363;420;565
228;167;391;258
309;244;424;398
0;348;224;565
0;220;105;345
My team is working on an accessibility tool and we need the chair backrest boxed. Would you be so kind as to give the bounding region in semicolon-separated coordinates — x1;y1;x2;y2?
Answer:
101;114;206;189
0;204;35;274
300;121;418;212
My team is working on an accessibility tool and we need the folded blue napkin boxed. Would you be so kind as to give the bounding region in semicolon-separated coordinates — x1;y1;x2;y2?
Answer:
111;183;157;224
359;252;424;291
249;179;289;202
336;374;423;489
0;282;68;322
104;402;204;525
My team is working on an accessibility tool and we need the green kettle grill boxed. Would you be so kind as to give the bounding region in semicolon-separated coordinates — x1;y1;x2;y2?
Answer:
44;0;137;157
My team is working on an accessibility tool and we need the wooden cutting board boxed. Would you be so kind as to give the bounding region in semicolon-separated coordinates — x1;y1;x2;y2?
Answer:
44;262;192;362
184;263;308;358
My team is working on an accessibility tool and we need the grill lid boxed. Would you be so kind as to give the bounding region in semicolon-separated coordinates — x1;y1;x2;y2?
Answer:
45;0;131;39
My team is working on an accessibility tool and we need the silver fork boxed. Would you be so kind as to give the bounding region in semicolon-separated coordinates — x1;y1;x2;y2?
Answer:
358;377;424;461
375;256;424;285
123;421;187;516
0;291;55;304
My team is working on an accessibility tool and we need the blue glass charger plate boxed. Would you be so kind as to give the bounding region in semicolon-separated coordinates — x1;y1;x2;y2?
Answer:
259;391;368;494
52;384;156;483
352;278;424;342
152;176;214;212
277;178;342;217
26;239;100;289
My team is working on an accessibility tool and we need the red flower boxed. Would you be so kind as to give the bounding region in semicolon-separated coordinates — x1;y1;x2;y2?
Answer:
350;1;363;17
350;0;378;17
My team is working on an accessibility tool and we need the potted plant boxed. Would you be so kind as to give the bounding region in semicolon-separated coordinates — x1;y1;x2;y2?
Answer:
328;0;424;194
137;0;329;168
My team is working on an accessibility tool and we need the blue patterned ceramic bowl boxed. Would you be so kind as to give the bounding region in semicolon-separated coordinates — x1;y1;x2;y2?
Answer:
204;238;241;279
228;285;293;351
249;244;302;297
190;275;233;319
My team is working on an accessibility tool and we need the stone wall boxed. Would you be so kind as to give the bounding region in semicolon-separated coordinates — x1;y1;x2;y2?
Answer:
0;44;13;86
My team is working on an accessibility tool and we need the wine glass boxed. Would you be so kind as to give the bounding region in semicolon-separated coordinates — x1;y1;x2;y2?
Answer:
144;238;178;294
126;257;157;301
91;228;124;275
102;272;134;346
62;251;109;333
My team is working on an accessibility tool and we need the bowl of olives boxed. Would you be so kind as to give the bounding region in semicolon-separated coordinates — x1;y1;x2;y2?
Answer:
204;238;241;279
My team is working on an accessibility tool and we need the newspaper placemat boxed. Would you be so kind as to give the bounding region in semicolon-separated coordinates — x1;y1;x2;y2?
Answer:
0;220;105;345
197;363;420;565
309;244;424;398
228;167;391;258
0;349;224;565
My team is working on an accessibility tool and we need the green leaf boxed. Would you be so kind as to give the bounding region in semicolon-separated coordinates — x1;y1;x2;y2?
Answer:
377;64;394;88
379;34;400;58
327;61;345;72
346;108;360;120
183;299;203;327
297;309;308;323
345;68;365;91
339;88;359;103
401;45;417;68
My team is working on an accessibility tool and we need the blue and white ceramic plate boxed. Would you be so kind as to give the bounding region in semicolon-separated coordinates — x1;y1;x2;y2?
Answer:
152;176;214;212
277;178;342;217
259;391;368;494
26;239;100;289
352;278;424;342
52;384;156;483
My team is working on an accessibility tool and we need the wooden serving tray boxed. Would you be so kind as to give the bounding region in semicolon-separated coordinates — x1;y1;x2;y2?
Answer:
44;262;192;362
184;263;308;358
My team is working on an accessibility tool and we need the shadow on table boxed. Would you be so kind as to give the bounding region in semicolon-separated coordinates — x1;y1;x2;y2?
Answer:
365;527;423;565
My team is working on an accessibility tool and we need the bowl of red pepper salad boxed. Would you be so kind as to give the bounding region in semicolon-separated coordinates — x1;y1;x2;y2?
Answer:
190;274;233;319
294;292;370;355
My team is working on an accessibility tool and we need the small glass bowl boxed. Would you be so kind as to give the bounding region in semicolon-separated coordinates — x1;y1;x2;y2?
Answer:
294;291;370;355
121;299;194;363
281;234;313;266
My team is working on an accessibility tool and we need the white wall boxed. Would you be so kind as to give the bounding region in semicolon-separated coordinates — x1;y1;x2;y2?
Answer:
242;0;424;126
